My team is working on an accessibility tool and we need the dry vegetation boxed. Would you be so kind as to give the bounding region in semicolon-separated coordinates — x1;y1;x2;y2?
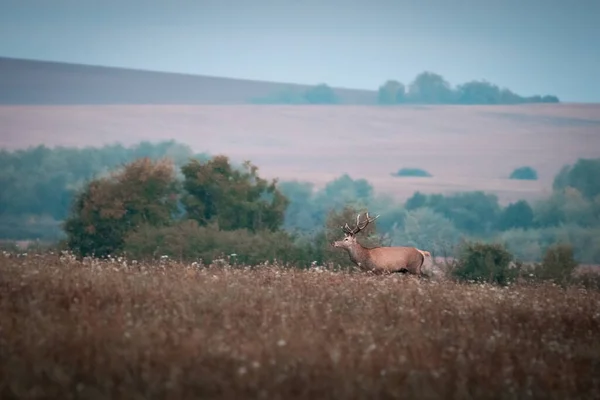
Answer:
1;252;599;399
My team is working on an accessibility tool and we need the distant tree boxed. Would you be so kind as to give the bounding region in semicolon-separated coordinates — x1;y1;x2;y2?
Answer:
391;167;432;177
181;155;289;232
426;191;501;235
304;84;339;104
405;192;428;210
498;88;525;104
553;158;600;200
278;181;319;232
390;207;461;256
456;80;502;104
541;95;560;103
509;166;538;180
377;80;405;105
497;200;534;231
0;140;206;224
63;158;179;257
407;72;455;104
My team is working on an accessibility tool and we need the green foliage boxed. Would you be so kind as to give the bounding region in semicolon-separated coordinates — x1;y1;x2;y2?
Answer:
451;241;516;285
0;141;207;238
533;187;600;228
498;228;544;262
497;200;534;231
123;220;316;266
250;84;339;105
404;191;501;236
456;80;503;105
181;155;288;232
407;72;455;104
377;80;405;105
63;158;179;258
391;168;432;178
390;207;462;256
304;83;339;104
552;158;600;200
376;73;558;106
0;215;64;241
534;243;578;285
509;166;538;180
405;192;427;211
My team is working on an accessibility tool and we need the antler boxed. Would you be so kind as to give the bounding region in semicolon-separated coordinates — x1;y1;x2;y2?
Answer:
341;212;380;235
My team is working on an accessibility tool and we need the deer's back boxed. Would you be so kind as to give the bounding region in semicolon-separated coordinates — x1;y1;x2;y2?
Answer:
366;246;424;274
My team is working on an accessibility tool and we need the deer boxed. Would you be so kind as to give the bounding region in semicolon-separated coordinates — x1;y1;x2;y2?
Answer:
331;212;427;276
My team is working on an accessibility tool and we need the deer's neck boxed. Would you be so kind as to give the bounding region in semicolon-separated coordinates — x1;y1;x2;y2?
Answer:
348;243;371;269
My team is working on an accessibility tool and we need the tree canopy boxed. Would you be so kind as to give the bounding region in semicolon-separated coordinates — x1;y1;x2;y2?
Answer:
181;155;289;232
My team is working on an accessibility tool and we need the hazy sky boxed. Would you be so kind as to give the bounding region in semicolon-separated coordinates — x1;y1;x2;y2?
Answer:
1;0;599;102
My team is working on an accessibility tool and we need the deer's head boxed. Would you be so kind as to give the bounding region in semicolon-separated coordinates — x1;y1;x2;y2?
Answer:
332;212;379;250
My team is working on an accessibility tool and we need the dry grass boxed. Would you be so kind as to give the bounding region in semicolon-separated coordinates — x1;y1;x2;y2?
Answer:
1;252;599;399
2;104;600;205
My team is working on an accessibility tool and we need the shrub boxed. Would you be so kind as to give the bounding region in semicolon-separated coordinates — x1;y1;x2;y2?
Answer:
534;243;578;285
451;241;516;285
391;168;432;178
123;220;318;267
509;166;538;180
63;158;179;258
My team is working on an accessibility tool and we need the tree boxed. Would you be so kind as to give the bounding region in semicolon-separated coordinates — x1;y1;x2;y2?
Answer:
181;155;289;232
304;84;339;104
509;166;538;180
407;72;455;104
390;207;461;256
377;80;405;105
553;158;600;200
456;80;501;105
407;191;501;235
497;200;534;231
63;158;179;257
405;192;427;210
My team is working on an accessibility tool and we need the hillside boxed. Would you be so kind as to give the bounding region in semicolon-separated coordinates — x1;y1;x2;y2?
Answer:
2;103;600;205
0;57;376;105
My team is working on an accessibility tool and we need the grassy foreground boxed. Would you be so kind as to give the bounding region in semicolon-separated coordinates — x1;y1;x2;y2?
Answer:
1;252;599;400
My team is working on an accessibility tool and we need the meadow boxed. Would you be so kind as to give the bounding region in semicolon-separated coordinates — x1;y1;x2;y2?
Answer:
2;103;600;205
1;252;599;399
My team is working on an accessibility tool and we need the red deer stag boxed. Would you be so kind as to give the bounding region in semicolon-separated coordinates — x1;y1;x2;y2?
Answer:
332;212;426;276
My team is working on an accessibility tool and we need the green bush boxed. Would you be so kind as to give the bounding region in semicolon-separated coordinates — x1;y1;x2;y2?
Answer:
534;243;578;285
451;241;516;285
391;168;432;178
509;166;538;180
123;220;321;267
63;158;180;258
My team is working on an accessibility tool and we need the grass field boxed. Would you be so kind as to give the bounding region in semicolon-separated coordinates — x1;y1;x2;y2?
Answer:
2;103;600;205
1;252;599;399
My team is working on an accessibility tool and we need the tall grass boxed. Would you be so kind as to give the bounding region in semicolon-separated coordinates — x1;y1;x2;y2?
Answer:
1;252;599;399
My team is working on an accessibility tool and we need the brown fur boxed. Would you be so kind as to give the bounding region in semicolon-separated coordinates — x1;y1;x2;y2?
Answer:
333;236;426;276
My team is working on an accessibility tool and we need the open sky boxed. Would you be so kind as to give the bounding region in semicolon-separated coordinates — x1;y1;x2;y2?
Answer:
1;0;599;102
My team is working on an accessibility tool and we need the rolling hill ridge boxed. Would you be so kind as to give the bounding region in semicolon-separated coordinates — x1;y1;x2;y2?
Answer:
0;57;377;105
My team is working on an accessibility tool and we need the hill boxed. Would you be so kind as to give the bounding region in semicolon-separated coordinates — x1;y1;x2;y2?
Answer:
0;57;376;105
2;103;600;205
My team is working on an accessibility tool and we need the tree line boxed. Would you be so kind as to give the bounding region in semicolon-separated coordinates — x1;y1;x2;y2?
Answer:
1;141;599;265
250;71;559;105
